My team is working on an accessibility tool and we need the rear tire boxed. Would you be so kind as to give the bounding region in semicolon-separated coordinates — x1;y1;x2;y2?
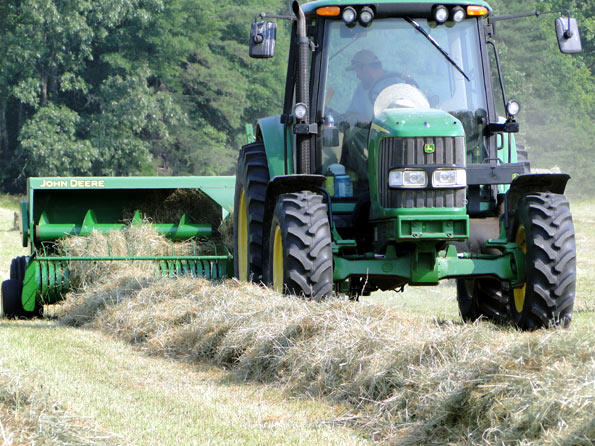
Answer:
264;191;333;301
456;278;509;324
233;143;269;282
509;193;575;329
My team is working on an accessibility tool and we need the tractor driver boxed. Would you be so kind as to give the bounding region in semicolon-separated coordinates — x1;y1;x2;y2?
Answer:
345;49;416;121
337;49;417;192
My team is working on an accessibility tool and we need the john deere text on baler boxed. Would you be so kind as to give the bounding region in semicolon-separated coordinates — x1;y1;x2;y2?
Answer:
234;0;581;329
1;176;235;318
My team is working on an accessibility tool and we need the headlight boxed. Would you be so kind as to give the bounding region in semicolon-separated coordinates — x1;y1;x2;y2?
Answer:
388;169;428;188
359;7;374;26
451;6;466;23
293;103;308;120
432;169;466;188
342;7;357;25
506;100;521;117
433;5;449;23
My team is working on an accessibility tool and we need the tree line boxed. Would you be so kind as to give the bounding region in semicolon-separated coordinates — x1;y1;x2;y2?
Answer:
0;0;592;195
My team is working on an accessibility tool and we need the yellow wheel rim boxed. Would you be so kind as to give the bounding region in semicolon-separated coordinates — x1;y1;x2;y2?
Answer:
513;225;527;313
237;189;248;281
272;225;284;293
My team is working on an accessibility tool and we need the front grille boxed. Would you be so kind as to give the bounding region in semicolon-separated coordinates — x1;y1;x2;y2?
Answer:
378;136;466;208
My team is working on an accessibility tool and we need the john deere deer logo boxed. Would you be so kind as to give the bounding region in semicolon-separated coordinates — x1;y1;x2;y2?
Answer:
424;143;435;154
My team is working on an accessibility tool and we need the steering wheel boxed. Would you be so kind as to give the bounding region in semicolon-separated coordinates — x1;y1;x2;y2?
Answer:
373;83;430;116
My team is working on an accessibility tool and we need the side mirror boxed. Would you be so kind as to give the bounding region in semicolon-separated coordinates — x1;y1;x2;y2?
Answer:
249;21;277;58
555;17;582;54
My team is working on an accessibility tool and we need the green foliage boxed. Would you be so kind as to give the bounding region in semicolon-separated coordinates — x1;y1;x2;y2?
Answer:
20;104;97;177
0;0;288;191
87;69;186;176
488;0;595;195
0;0;592;194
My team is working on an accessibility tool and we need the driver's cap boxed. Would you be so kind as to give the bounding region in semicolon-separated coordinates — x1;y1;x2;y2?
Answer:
346;49;381;71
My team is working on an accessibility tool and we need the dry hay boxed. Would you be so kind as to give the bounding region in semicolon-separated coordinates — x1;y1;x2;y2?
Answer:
57;224;222;290
120;187;234;250
121;188;223;232
0;371;122;445
56;272;595;446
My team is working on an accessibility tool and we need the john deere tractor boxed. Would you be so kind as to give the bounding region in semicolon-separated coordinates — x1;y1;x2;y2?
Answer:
234;0;582;329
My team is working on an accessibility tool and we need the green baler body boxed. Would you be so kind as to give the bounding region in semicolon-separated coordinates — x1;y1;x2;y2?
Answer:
19;176;236;312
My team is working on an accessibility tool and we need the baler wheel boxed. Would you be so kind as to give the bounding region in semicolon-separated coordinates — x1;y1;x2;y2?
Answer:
10;256;27;281
3;257;42;319
456;278;508;324
509;193;576;329
2;279;22;318
264;191;333;301
233;142;270;282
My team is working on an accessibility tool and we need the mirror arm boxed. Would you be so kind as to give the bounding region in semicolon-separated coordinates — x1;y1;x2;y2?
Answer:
489;9;570;24
254;12;295;22
488;9;572;38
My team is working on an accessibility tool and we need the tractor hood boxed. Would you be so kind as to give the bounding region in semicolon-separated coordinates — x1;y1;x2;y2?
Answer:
370;108;466;139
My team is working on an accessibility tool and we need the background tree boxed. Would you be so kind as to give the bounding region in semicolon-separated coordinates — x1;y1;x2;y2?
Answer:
0;0;592;197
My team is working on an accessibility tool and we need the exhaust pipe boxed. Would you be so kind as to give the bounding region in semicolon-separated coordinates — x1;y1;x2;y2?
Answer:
292;1;311;174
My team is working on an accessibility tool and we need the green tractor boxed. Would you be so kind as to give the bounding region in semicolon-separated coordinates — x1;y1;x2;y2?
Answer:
234;0;582;329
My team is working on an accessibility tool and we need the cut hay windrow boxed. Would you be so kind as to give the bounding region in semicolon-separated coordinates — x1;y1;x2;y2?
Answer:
54;228;595;445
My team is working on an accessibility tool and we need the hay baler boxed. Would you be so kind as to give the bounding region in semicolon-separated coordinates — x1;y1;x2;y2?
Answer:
234;0;581;329
1;176;235;318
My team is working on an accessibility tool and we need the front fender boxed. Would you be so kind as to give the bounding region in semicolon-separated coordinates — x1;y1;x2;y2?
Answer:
506;173;571;232
256;116;291;178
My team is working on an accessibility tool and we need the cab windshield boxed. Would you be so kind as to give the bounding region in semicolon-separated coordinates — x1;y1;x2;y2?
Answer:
319;18;489;194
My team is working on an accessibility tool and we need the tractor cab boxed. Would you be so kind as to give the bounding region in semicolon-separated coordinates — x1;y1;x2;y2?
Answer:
318;13;489;197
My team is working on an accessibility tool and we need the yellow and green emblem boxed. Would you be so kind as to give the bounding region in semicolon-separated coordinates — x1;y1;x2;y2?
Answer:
424;143;435;154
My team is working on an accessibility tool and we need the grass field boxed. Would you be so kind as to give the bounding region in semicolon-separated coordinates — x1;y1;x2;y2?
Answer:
1;195;594;445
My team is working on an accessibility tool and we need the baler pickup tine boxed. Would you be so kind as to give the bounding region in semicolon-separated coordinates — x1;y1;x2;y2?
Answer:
81;210;97;237
131;210;143;225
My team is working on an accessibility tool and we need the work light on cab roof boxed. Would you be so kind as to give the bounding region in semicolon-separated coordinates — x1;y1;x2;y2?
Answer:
314;2;489;24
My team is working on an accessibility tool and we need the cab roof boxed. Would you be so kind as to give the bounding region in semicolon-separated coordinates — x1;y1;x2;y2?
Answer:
301;0;492;17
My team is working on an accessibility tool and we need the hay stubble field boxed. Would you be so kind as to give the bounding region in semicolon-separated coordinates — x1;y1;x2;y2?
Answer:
0;194;594;445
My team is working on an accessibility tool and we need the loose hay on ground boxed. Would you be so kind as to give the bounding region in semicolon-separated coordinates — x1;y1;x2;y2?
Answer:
56;270;595;446
0;372;122;445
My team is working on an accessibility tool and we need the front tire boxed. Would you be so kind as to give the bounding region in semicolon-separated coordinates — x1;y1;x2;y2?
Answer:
264;191;333;301
456;278;509;324
510;193;576;329
233;142;269;282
